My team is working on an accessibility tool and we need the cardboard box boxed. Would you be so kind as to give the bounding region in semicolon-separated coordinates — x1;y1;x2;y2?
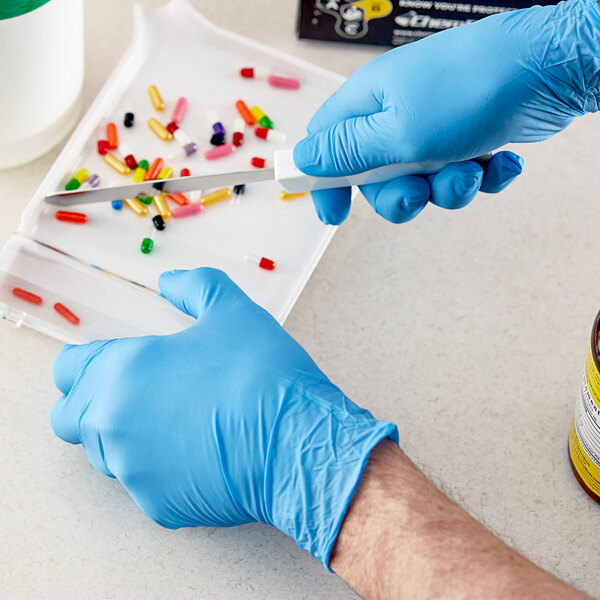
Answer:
298;0;557;46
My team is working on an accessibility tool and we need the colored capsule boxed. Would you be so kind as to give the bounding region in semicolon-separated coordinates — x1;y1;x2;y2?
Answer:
206;110;225;136
148;85;165;111
138;196;153;205
97;140;109;155
268;75;300;90
231;183;245;205
255;127;286;143
133;164;147;183
153;195;171;219
168;143;198;161
166;121;179;134
112;200;123;210
244;253;275;271
280;190;308;200
210;134;225;146
124;198;148;216
167;193;189;206
232;118;245;147
259;115;273;129
12;287;42;305
79;174;100;190
145;158;164;181
235;99;256;126
180;168;190;177
118;142;138;169
205;143;236;160
148;118;173;141
124;112;135;127
173;127;192;146
201;188;232;205
152;214;166;230
157;167;172;180
171;97;188;125
106;122;119;149
250;106;265;122
172;203;204;218
55;211;87;224
240;66;269;79
65;168;88;190
141;236;154;254
54;303;80;325
251;156;266;168
104;153;131;175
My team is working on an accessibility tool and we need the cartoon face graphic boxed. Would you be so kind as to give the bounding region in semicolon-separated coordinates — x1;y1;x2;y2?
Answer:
316;0;393;39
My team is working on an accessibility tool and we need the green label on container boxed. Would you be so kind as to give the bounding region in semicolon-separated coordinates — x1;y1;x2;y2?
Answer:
0;0;52;20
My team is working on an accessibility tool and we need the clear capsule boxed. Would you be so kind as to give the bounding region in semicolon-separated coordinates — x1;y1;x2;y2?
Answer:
173;127;192;146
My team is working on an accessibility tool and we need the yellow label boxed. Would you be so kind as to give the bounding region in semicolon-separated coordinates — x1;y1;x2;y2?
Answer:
570;344;600;495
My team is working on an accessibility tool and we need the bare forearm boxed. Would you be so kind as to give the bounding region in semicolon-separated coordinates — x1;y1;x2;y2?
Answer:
331;440;590;600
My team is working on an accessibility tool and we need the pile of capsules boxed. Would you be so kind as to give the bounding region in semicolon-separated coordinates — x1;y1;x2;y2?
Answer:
56;66;308;269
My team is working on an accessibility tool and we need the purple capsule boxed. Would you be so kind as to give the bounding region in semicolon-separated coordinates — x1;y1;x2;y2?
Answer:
79;174;100;190
168;143;198;162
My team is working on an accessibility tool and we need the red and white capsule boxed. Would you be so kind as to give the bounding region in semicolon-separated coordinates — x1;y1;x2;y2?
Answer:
240;66;270;79
255;127;286;143
232;118;245;147
116;142;138;169
244;253;275;271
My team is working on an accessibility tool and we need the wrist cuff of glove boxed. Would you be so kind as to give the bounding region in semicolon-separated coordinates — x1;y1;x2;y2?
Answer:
265;382;398;570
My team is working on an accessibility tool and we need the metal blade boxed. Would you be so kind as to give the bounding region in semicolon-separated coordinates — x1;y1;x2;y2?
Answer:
45;168;276;207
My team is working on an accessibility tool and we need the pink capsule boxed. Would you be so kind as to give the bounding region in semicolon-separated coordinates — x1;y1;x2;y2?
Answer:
268;75;300;90
172;203;204;218
171;97;188;125
204;143;236;160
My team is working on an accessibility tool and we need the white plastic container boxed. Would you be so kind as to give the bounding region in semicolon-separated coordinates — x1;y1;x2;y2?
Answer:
0;0;84;169
0;0;343;344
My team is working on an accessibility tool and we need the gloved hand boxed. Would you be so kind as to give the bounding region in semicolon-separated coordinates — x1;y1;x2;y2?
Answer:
294;0;600;225
51;268;397;568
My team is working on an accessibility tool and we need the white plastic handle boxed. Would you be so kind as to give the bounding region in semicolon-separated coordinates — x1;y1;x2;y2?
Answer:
274;148;450;193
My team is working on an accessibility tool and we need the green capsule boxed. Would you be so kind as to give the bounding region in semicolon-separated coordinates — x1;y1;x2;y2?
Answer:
138;159;149;170
65;178;80;190
140;237;154;254
139;196;153;205
259;116;273;129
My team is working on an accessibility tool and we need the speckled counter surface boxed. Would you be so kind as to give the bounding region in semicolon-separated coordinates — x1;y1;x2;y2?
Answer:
2;1;600;598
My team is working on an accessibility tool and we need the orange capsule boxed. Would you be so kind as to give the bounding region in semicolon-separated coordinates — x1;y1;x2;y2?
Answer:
54;303;80;325
55;211;88;224
167;193;189;206
145;157;165;181
12;287;42;305
235;99;256;126
106;122;119;149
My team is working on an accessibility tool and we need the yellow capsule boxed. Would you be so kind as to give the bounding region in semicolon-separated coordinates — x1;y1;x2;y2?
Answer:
250;106;266;122
201;188;232;205
153;195;172;219
104;153;131;175
124;198;148;216
157;167;172;180
148;118;173;141
133;166;147;183
279;190;308;201
148;85;165;111
74;168;89;184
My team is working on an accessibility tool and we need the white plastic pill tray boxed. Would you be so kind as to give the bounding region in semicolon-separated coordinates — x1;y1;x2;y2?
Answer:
0;0;343;344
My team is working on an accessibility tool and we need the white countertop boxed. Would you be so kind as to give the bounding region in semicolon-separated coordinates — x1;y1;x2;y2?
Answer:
2;1;600;598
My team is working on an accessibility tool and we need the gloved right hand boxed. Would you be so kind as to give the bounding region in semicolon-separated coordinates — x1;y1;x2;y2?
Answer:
294;0;600;225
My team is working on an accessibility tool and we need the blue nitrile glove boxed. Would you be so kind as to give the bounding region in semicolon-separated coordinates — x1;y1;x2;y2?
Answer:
51;268;397;568
294;0;600;225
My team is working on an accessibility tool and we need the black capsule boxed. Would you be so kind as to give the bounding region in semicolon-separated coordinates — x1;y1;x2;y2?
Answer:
124;112;135;128
210;133;225;146
152;215;166;231
233;184;245;196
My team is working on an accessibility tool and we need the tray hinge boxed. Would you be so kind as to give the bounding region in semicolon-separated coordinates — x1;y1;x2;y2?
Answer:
0;303;25;328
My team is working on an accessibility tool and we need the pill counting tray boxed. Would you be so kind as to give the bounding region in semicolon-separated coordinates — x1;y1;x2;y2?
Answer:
0;0;343;344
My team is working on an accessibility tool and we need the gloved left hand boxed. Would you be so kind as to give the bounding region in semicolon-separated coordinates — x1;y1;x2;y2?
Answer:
51;268;397;568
